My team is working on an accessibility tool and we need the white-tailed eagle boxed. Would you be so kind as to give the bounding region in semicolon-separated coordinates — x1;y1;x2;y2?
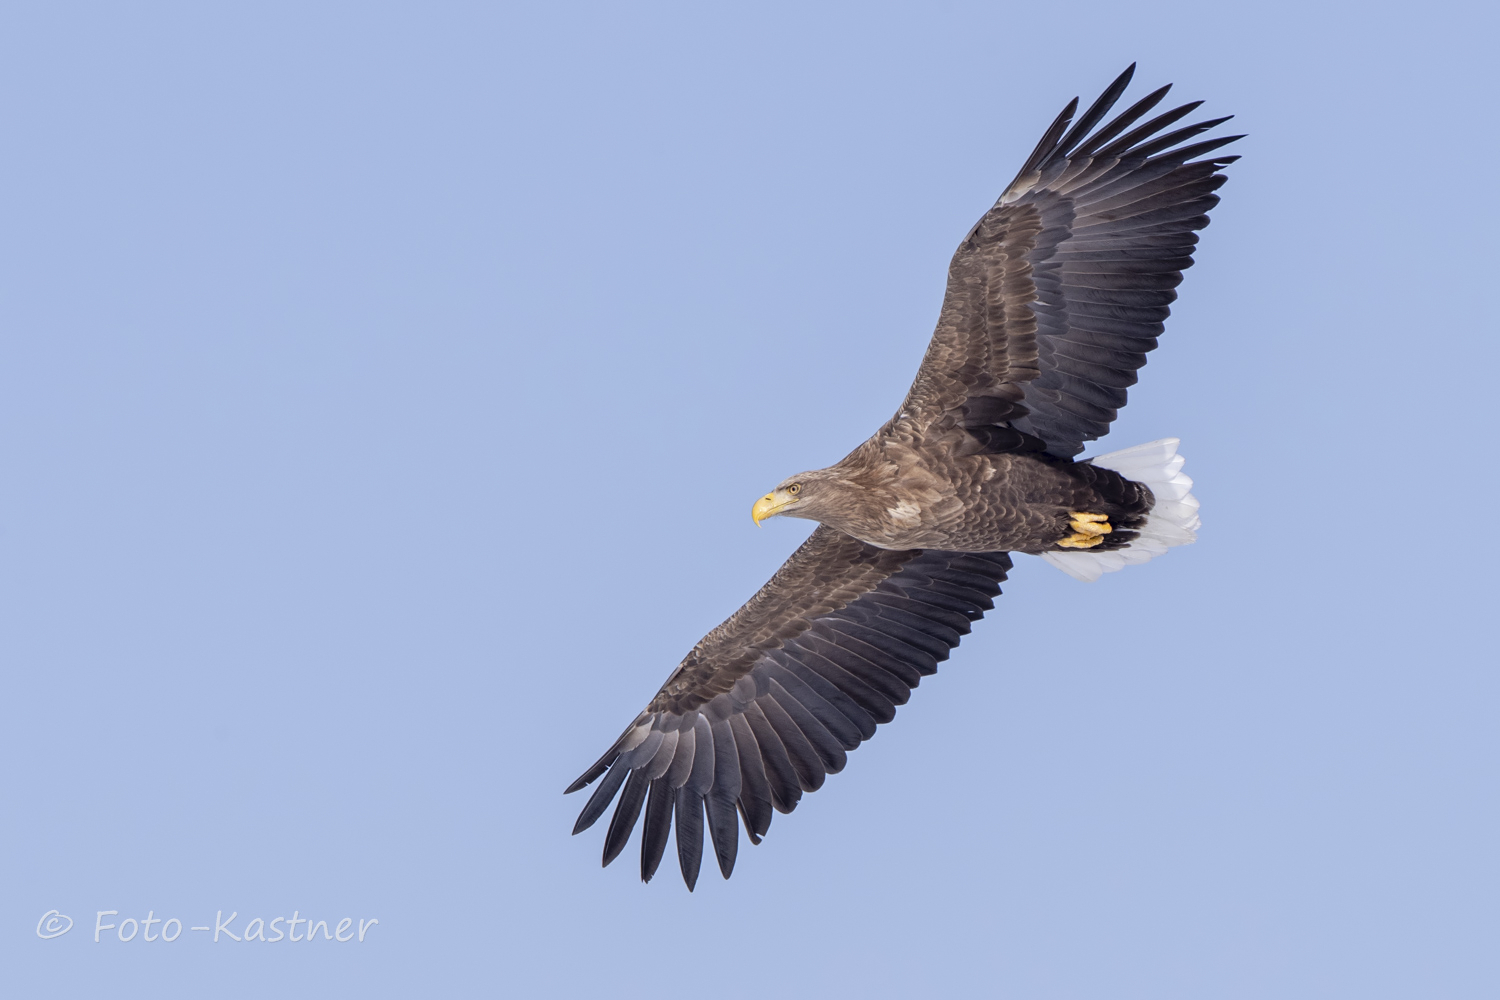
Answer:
567;65;1239;888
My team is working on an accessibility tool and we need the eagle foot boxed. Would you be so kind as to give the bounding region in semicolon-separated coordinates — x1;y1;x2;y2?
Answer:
1057;512;1111;549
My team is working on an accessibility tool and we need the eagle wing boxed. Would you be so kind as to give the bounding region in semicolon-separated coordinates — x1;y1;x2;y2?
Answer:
565;525;1012;888
895;64;1241;458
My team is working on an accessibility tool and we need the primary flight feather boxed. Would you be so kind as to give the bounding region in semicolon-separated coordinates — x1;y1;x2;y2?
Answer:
566;65;1240;888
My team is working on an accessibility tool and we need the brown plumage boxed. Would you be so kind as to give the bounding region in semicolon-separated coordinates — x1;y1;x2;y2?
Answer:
566;65;1239;888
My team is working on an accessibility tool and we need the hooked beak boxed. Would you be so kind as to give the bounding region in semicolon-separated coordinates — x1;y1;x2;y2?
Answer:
752;493;795;525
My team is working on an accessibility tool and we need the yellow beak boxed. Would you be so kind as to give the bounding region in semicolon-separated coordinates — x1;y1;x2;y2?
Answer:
752;493;794;525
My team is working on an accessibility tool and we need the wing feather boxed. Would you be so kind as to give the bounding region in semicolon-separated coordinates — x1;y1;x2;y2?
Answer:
769;679;848;774
663;721;696;788
618;727;664;770
780;658;879;738
674;788;704;891
758;695;827;793
572;757;630;836
639;728;679;781
685;715;715;795
806;634;916;703
762;661;866;749
639;778;673;883
743;700;803;812
787;644;898;722
1071;84;1173;157
728;713;773;842
705;719;742;878
601;767;650;867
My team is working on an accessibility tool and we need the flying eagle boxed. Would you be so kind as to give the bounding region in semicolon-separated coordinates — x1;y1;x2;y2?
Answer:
566;65;1240;888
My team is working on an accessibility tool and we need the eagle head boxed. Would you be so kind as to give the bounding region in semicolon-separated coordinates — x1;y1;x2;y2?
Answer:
752;469;860;526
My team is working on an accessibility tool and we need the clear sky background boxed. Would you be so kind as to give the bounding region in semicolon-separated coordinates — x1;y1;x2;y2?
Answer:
3;2;1496;997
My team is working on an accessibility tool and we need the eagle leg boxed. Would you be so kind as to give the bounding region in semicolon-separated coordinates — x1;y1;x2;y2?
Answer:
1057;512;1112;549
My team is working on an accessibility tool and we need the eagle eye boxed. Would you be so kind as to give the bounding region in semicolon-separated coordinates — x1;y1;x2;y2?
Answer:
787;483;802;495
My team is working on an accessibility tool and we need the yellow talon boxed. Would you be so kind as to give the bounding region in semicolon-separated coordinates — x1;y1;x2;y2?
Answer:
1058;512;1111;549
1068;512;1112;537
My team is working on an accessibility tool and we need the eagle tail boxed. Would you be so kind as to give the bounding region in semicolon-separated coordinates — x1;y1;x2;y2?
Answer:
1043;438;1200;582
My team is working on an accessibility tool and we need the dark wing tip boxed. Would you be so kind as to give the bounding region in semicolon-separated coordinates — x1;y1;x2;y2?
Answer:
563;773;597;796
564;752;615;795
1008;67;1231;196
1091;101;1204;159
571;756;632;835
1070;84;1174;159
1154;133;1246;166
1123;115;1236;160
1011;95;1081;184
1053;64;1138;162
600;768;650;866
566;714;654;794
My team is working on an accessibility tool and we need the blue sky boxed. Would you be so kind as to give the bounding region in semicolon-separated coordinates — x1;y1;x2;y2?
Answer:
3;2;1497;996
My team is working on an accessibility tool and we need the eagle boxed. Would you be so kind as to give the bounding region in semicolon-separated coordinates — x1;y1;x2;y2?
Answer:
566;65;1240;888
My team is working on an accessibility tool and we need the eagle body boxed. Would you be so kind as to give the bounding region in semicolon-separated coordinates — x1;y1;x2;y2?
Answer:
566;66;1238;889
780;434;1155;553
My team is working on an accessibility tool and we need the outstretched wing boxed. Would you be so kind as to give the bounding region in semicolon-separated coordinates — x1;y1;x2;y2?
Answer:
565;526;1012;888
896;64;1242;458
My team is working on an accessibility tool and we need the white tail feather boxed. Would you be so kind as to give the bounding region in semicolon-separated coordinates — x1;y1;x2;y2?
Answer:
1041;438;1200;582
